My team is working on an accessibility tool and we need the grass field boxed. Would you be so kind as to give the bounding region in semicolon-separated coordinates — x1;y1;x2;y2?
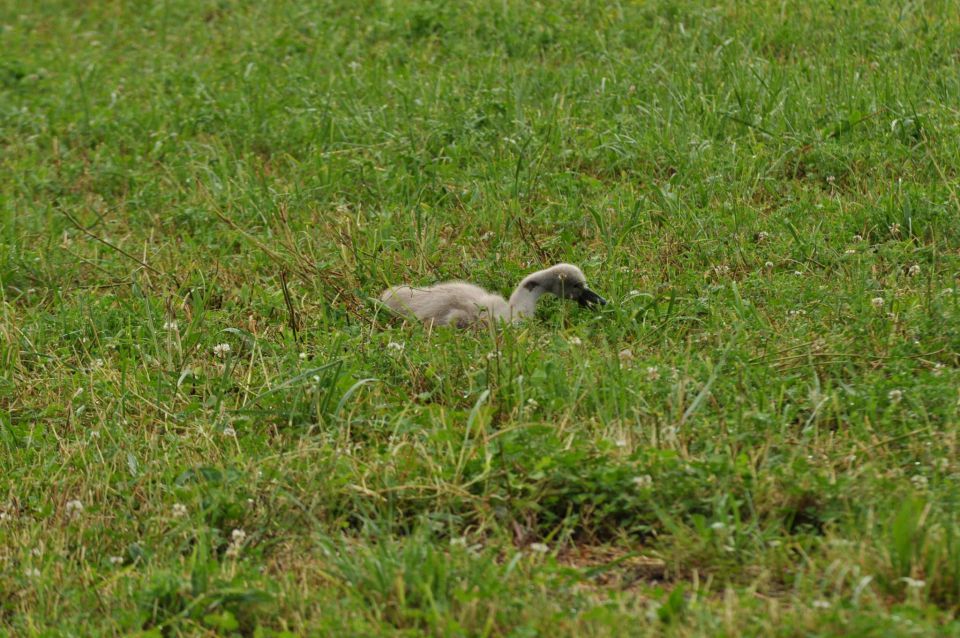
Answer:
3;0;960;635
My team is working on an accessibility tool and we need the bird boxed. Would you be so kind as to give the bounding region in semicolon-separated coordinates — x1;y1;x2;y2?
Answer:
379;263;607;328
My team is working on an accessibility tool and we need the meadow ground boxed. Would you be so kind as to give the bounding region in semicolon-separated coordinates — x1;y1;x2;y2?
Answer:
3;0;960;635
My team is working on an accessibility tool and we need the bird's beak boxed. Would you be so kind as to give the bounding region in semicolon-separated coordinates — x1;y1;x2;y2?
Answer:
578;288;607;308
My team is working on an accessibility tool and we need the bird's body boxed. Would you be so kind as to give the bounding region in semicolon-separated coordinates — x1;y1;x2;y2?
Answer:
380;282;511;327
379;263;606;328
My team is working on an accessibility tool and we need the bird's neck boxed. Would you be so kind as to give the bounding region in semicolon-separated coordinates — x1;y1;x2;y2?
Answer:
508;282;545;321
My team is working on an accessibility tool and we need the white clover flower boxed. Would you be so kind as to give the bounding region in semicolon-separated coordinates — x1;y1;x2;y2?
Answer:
486;351;497;361
222;427;237;437
932;363;945;377
793;270;804;276
888;389;903;403
713;264;731;276
812;600;831;609
614;438;627;448
871;297;885;309
31;547;42;557
65;500;84;518
826;175;836;183
172;503;188;518
844;249;856;256
213;343;231;358
646;366;661;381
710;521;726;531
225;529;247;558
568;336;582;346
90;430;100;439
529;543;549;554
299;352;308;360
853;234;864;242
764;261;775;270
910;475;928;491
386;341;405;352
618;348;634;362
889;222;901;236
788;309;806;317
24;568;41;578
163;320;178;331
757;231;770;242
109;555;124;565
632;475;653;489
907;264;921;277
450;537;467;547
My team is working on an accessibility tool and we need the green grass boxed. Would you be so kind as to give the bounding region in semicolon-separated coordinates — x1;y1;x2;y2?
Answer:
3;0;960;635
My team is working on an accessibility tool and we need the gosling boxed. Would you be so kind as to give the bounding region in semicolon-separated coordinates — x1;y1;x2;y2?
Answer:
379;263;607;328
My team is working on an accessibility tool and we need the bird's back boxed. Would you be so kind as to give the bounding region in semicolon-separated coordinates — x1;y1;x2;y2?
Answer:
380;281;510;326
